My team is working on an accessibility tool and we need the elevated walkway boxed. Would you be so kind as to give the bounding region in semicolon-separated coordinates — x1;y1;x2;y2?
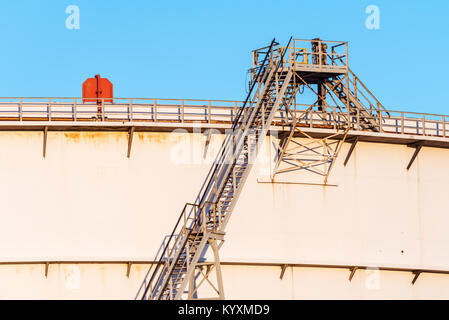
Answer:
0;98;446;147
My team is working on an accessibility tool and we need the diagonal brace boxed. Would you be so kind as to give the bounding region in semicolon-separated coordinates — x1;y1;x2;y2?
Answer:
411;271;421;285
127;127;135;158
344;137;358;166
407;142;423;170
43;126;48;158
348;266;358;281
280;264;288;280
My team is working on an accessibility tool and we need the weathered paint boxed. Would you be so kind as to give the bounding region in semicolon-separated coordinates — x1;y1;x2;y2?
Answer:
0;130;448;299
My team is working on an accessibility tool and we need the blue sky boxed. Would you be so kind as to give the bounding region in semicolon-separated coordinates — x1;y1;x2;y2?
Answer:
0;1;447;114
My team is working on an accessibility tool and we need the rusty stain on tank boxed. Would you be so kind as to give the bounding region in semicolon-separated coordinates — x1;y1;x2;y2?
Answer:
136;132;170;144
60;131;169;145
0;131;37;141
62;132;126;145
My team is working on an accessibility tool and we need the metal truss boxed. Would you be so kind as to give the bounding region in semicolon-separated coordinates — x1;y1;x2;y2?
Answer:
188;238;225;300
272;69;350;184
270;36;393;184
272;127;349;184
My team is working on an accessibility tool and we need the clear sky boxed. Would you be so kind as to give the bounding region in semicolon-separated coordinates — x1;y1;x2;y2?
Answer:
0;0;447;114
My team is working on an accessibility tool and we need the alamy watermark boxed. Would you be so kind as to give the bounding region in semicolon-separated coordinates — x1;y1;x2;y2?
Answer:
365;5;380;30
65;5;80;30
168;123;276;176
365;267;381;290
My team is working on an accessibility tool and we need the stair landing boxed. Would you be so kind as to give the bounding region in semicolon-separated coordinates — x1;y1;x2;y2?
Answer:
278;65;347;84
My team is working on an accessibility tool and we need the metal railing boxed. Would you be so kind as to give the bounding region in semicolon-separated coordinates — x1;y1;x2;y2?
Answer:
276;105;449;138
0;97;241;123
344;67;389;115
252;38;348;73
0;97;447;138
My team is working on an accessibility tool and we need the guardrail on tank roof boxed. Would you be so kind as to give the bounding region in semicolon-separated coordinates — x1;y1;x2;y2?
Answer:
0;97;447;139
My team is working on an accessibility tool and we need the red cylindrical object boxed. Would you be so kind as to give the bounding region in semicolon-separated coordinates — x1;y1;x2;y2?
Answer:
82;75;113;105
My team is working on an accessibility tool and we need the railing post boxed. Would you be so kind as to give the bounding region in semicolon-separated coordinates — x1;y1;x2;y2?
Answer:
345;42;348;68
48;98;52;121
208;101;211;123
129;99;133;121
379;110;383;133
443;116;446;138
290;46;294;67
319;40;322;71
356;108;360;131
213;202;217;232
309;109;313;128
181;100;184;123
101;99;105;121
422;114;425;136
19;98;23;121
154;99;157;122
333;107;337;129
346;73;350;113
347;108;350;129
73;98;77;121
401;112;404;134
331;47;335;66
201;206;206;233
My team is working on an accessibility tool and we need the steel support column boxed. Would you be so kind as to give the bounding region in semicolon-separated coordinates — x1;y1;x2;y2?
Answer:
344;137;358;166
127;127;134;158
43;126;48;158
407;142;423;170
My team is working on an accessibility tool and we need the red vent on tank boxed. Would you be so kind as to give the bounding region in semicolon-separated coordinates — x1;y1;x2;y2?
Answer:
82;75;113;105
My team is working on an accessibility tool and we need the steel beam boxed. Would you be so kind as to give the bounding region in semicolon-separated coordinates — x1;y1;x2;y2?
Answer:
43;126;48;158
45;261;49;278
127;127;134;158
412;271;421;285
210;239;225;299
407;142;423;170
126;262;132;278
348;266;358;281
203;130;212;159
344;137;358;166
280;264;288;280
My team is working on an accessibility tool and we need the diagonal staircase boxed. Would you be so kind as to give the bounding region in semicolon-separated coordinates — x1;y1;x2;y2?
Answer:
325;68;389;131
139;38;298;300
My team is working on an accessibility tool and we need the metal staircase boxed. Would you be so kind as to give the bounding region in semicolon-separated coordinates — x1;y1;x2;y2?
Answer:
136;37;393;299
139;38;298;300
325;68;389;131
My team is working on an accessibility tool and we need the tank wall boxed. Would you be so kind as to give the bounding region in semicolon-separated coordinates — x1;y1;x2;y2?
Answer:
0;130;448;299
